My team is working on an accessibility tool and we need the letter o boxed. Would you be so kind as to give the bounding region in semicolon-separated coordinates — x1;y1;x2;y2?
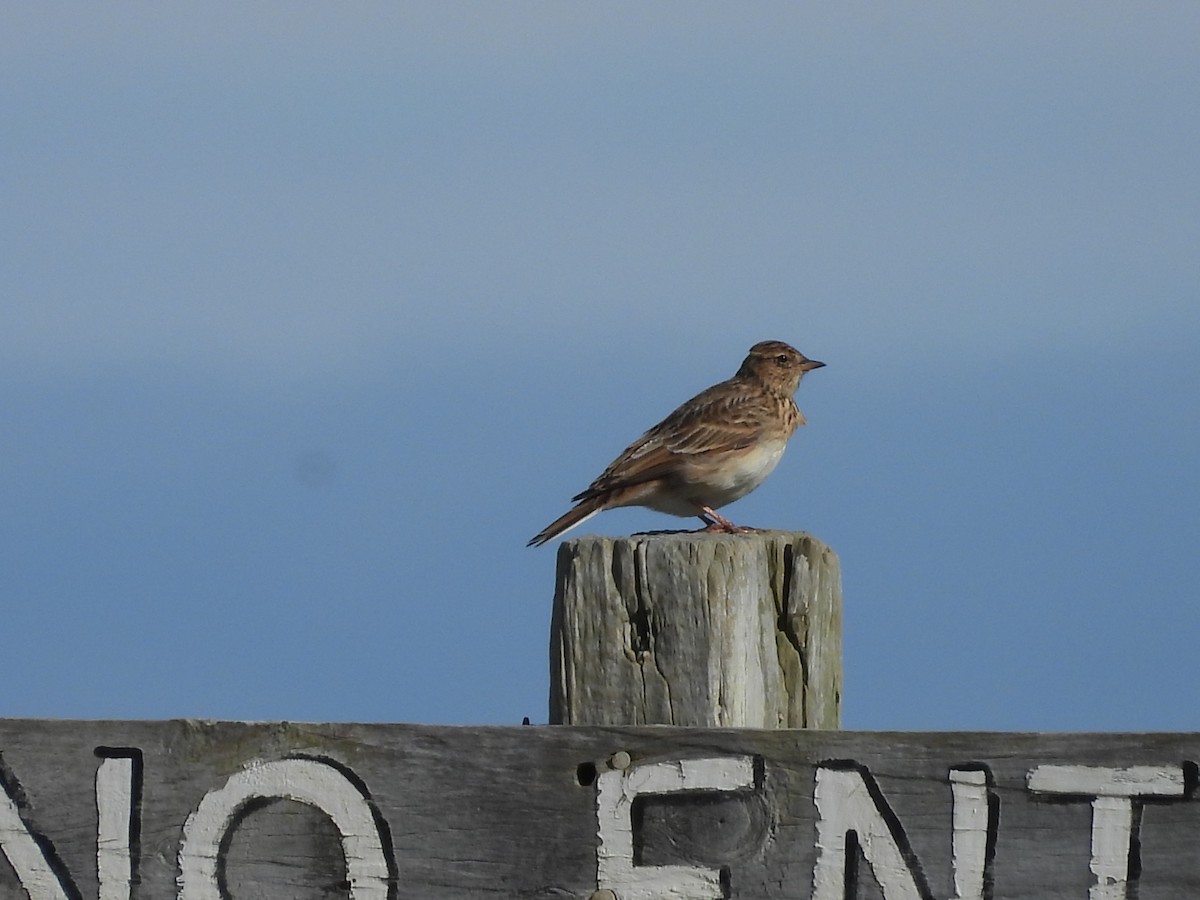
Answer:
178;757;392;900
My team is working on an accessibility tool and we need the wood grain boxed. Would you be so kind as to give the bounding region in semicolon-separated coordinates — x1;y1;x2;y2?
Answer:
0;722;1197;898
549;532;843;728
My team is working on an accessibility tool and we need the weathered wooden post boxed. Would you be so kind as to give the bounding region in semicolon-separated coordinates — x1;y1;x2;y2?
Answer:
549;531;842;728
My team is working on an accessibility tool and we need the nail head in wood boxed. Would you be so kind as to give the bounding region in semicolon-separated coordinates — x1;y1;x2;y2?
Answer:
608;751;632;770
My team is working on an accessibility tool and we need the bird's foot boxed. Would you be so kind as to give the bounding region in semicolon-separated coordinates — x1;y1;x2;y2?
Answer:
699;522;764;535
698;507;758;534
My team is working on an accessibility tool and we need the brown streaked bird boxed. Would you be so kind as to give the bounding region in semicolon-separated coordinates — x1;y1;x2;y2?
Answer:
528;340;824;547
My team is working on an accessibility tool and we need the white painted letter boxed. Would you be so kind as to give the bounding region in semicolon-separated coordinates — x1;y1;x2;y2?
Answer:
1027;764;1186;900
96;750;140;900
813;763;994;900
948;768;991;900
0;748;141;900
0;767;73;900
813;763;930;900
177;756;393;900
595;755;756;900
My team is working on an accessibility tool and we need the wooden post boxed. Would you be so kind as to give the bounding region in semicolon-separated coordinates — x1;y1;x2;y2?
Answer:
549;531;842;728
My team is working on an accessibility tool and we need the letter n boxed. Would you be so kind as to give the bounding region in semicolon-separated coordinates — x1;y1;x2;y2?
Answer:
812;761;934;900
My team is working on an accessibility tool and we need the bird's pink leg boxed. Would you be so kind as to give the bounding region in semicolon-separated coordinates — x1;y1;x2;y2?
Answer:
698;506;746;533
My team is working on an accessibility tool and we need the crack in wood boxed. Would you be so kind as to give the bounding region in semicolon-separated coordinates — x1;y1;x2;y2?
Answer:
549;533;841;728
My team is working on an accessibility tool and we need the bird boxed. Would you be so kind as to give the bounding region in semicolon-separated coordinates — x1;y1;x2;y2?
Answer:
528;340;824;547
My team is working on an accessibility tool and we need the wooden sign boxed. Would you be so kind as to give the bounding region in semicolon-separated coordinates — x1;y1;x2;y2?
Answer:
0;720;1196;898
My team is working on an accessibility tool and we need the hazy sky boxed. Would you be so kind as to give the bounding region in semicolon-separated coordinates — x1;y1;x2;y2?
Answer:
2;3;1198;730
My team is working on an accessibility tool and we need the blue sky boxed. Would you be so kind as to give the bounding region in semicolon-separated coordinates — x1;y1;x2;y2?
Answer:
2;3;1197;730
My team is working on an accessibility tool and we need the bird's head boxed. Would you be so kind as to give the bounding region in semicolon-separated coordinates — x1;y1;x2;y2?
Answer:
738;340;825;394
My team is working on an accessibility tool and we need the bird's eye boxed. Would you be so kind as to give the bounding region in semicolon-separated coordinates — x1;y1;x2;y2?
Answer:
775;354;790;365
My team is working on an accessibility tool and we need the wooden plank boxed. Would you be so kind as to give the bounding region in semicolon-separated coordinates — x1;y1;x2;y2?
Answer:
549;532;842;728
0;720;1197;898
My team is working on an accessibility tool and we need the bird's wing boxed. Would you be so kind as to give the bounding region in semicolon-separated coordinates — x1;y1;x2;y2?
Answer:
572;381;774;501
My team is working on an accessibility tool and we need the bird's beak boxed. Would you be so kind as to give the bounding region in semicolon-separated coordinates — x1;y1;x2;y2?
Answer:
800;358;826;371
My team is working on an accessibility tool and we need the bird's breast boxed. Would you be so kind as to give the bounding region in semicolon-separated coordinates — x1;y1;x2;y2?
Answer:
716;437;786;491
668;437;788;510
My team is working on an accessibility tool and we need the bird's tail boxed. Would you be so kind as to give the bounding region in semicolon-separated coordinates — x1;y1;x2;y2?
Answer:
527;496;605;547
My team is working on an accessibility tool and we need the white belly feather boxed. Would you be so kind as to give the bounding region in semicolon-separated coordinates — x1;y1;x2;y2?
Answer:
643;438;788;515
701;438;787;505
